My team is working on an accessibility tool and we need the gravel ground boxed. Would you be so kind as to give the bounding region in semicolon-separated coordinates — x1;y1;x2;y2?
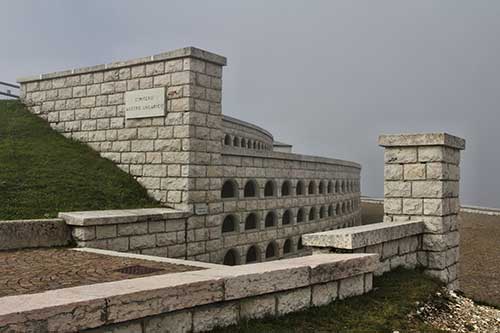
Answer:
413;288;500;332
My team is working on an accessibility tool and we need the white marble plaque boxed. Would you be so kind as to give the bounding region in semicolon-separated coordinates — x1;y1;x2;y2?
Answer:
124;87;166;119
195;204;209;215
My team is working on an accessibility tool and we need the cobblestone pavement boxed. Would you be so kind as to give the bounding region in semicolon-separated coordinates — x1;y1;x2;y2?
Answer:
0;248;202;297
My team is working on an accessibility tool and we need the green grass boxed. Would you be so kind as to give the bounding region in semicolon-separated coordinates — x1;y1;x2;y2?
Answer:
214;268;444;333
0;100;158;220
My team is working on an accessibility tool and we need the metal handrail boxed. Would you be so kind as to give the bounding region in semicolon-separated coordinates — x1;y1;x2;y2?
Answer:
0;81;20;89
0;81;20;98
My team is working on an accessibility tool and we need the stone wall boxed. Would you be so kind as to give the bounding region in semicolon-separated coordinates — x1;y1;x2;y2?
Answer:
217;149;361;265
303;133;465;290
17;46;362;266
60;209;190;259
303;220;424;276
0;252;378;333
222;115;274;151
18;47;227;211
0;219;71;250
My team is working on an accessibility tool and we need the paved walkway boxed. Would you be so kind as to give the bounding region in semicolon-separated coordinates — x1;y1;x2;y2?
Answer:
0;248;202;297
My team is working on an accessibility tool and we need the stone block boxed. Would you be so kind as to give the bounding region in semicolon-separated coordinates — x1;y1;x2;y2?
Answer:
276;287;311;316
381;240;398;259
384;181;411;198
423;198;447;216
448;164;460;180
417;251;428;267
156;232;177;246
0;219;71;250
148;220;165;233
426;162;449;180
384;198;402;214
389;255;405;269
95;225;117;239
427;251;447;269
402;198;423;215
117;222;148;236
192;302;238;333
144;310;192;333
364;273;373;293
338;274;364;300
107;237;129;252
398;237;411;254
404;252;418;269
422;216;449;234
311;281;338;306
365;243;382;256
384;164;403;180
412;181;444;198
446;247;459;267
422;234;447;251
223;264;310;300
129;234;156;250
240;294;276;320
404;163;426;180
384;147;417;164
72;226;96;241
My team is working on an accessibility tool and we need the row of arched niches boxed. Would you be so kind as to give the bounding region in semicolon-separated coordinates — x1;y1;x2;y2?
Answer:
221;178;360;199
223;134;272;151
219;178;360;265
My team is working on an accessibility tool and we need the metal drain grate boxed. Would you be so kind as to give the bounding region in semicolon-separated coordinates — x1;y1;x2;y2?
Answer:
114;265;164;275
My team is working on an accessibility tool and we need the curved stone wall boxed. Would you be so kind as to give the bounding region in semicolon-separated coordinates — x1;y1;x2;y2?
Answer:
213;147;361;264
17;46;363;266
222;115;274;151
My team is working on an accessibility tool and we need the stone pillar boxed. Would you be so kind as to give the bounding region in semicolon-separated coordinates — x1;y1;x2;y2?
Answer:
379;133;465;289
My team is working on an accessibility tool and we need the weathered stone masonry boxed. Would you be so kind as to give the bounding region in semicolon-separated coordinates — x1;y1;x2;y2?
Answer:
379;133;464;289
17;47;361;265
303;133;465;289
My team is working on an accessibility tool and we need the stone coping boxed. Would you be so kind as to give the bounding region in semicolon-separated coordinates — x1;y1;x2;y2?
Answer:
222;115;274;141
302;220;424;249
222;147;361;169
378;133;466;150
74;248;223;269
361;197;500;216
59;208;190;226
360;196;384;204
461;206;500;216
0;252;377;332
17;47;227;83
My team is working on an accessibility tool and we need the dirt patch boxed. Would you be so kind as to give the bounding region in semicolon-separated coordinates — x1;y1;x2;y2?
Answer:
459;212;500;307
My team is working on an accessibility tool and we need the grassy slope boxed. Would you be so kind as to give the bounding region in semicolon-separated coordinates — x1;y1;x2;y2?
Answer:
0;100;157;220
214;268;444;333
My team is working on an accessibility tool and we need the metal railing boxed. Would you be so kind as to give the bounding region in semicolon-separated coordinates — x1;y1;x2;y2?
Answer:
0;81;20;98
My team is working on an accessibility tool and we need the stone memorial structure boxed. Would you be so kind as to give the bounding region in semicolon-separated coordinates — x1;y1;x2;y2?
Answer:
17;47;361;265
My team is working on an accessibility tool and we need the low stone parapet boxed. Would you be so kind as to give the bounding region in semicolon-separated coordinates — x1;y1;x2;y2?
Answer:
0;250;378;332
0;218;71;250
303;220;424;276
59;208;191;259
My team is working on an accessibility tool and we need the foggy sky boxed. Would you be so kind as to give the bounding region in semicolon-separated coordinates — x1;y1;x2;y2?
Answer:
2;1;499;208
